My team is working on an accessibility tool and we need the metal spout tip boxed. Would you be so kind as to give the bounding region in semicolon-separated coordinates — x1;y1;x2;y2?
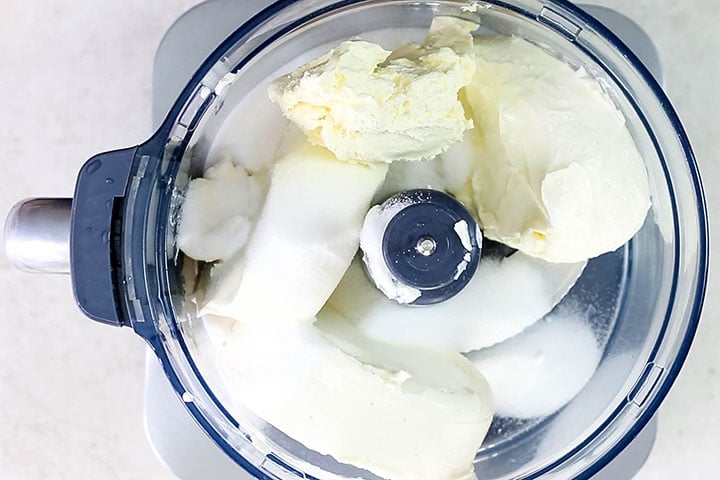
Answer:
4;198;72;274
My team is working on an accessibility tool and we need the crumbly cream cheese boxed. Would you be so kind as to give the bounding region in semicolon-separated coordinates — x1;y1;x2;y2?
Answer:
462;36;651;263
268;17;477;163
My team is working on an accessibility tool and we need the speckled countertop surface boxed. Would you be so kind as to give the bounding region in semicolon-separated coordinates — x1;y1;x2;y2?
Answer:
0;1;717;478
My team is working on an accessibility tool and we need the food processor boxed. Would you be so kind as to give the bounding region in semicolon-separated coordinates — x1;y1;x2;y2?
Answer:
3;1;708;479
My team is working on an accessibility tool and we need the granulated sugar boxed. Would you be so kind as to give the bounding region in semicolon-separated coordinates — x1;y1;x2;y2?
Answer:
467;308;601;419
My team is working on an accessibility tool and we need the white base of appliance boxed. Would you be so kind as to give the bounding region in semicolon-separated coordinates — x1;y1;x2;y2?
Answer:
144;1;662;478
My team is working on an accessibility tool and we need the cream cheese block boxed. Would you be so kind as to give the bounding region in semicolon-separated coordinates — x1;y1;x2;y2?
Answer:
215;312;492;480
464;36;651;263
199;141;387;324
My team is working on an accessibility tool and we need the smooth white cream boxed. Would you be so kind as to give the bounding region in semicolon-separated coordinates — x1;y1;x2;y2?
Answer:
199;141;387;324
214;313;493;480
463;36;651;263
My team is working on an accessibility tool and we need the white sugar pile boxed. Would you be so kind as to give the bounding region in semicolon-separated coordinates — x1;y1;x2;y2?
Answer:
467;308;601;418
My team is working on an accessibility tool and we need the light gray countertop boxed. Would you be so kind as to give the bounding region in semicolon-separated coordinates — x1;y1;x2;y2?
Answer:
0;1;717;478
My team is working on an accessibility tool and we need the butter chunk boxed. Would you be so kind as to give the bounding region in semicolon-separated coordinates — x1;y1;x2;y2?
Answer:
268;17;477;163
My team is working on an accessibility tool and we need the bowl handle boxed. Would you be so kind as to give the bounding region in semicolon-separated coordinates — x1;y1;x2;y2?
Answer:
70;147;138;327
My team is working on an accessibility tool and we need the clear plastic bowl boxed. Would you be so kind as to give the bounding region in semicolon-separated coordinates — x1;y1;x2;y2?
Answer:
120;1;708;478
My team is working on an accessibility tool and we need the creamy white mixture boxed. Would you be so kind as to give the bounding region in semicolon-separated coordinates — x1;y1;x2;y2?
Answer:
176;157;262;262
203;313;493;480
462;36;651;263
177;15;649;480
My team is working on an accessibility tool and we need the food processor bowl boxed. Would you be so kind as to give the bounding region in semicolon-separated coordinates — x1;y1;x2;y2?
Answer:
4;1;707;479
